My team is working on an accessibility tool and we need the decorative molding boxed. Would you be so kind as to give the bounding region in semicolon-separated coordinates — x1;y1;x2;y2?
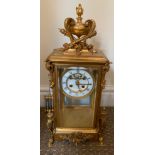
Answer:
40;85;114;107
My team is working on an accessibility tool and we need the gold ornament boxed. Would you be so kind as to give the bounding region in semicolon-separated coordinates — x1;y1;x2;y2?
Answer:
59;4;97;54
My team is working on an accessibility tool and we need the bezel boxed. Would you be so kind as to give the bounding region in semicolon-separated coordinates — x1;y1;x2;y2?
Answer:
61;67;95;99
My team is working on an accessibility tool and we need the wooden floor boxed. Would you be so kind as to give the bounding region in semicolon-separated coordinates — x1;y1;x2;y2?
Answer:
40;107;114;155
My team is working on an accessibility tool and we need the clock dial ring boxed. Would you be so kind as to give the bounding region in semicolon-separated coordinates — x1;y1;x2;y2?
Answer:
61;68;94;98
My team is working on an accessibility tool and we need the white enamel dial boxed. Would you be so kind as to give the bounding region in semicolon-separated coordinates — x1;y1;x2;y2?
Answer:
61;69;94;98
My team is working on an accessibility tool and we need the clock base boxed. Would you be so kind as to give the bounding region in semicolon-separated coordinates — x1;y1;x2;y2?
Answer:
46;108;107;147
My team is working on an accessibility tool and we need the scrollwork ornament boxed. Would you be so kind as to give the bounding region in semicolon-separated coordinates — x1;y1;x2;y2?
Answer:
59;132;94;146
59;4;97;54
103;62;110;72
45;61;55;73
101;62;110;89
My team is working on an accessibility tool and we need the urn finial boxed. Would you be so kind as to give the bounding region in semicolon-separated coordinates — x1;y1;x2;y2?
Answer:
59;4;97;54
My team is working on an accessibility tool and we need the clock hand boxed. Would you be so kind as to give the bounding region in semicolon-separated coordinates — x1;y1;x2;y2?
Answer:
76;80;80;89
76;83;92;85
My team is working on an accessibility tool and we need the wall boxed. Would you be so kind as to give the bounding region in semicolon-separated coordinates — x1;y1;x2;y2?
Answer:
40;0;114;106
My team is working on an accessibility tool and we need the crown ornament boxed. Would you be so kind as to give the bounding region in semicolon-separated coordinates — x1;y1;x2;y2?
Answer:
59;4;97;55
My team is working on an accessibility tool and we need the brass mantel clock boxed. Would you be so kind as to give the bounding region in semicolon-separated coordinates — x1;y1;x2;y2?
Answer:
45;4;110;147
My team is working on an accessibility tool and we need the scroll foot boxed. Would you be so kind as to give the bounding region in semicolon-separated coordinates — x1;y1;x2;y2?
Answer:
48;137;54;148
99;135;104;145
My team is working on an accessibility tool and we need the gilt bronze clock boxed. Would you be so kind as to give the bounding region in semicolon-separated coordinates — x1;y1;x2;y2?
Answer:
45;4;110;147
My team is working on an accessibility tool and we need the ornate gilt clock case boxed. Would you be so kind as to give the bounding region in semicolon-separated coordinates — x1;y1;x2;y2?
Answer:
45;4;110;147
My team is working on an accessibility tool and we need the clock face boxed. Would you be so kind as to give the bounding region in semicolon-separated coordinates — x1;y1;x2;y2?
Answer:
61;69;94;98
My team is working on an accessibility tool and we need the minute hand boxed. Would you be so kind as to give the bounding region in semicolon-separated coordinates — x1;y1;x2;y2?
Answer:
77;83;92;85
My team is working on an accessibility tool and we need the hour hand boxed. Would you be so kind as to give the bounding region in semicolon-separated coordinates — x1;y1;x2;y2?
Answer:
75;80;80;88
